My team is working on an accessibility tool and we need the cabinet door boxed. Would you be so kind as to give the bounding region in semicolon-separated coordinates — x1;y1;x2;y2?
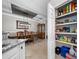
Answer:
19;43;25;59
10;53;19;59
2;45;19;59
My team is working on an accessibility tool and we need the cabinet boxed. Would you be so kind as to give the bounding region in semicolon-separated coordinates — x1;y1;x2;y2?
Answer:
2;42;25;59
10;53;19;59
19;43;25;59
2;45;19;59
37;23;45;39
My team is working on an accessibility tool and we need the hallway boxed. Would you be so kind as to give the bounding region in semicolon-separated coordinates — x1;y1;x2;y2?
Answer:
25;39;47;59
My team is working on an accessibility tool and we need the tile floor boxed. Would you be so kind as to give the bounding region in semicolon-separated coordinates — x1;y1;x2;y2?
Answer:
25;39;47;59
55;54;65;59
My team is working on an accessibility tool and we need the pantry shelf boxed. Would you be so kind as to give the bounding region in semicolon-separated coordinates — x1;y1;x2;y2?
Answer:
56;11;77;19
56;22;77;26
56;32;77;35
56;40;77;46
55;0;77;59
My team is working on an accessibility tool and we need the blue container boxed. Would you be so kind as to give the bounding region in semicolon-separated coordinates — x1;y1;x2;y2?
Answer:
60;46;70;58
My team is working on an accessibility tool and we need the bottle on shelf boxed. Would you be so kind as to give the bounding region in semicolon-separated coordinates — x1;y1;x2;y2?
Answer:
71;2;75;12
66;4;70;13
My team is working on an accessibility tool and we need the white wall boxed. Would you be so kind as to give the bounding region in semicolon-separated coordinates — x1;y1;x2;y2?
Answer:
2;0;12;13
47;3;55;59
2;13;46;33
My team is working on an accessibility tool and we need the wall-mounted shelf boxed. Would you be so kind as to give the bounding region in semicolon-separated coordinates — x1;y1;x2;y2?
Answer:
56;32;77;35
56;11;77;19
56;22;77;26
56;40;77;46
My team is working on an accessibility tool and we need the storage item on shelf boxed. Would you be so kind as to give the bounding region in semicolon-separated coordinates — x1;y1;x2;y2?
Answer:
65;19;70;23
60;9;63;15
56;35;77;44
70;1;77;12
71;37;77;44
66;53;73;59
56;26;77;33
56;28;63;32
67;37;71;43
71;15;77;22
69;2;72;12
56;35;60;40
69;46;76;56
56;16;77;24
75;39;77;44
63;36;68;42
55;46;77;59
66;53;77;59
55;46;61;55
56;20;64;24
59;35;68;42
63;27;70;32
59;35;64;41
71;2;75;12
71;28;77;33
74;3;77;10
74;47;77;57
60;46;70;58
58;9;63;16
56;26;70;32
63;7;66;14
57;1;77;16
66;4;70;13
58;10;60;16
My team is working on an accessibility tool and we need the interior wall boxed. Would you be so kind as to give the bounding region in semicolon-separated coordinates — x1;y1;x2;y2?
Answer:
47;3;55;59
2;13;46;33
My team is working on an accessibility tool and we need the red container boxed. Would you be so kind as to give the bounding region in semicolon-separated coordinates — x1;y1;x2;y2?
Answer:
66;53;72;59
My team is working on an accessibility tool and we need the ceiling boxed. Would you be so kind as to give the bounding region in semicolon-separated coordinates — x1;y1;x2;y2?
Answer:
11;0;67;20
11;0;50;20
50;0;67;7
17;0;50;17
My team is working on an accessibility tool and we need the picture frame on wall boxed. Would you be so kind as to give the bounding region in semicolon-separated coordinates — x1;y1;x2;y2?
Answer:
16;20;31;29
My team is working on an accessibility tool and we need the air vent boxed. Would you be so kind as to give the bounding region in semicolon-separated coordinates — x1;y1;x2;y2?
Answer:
11;4;37;18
